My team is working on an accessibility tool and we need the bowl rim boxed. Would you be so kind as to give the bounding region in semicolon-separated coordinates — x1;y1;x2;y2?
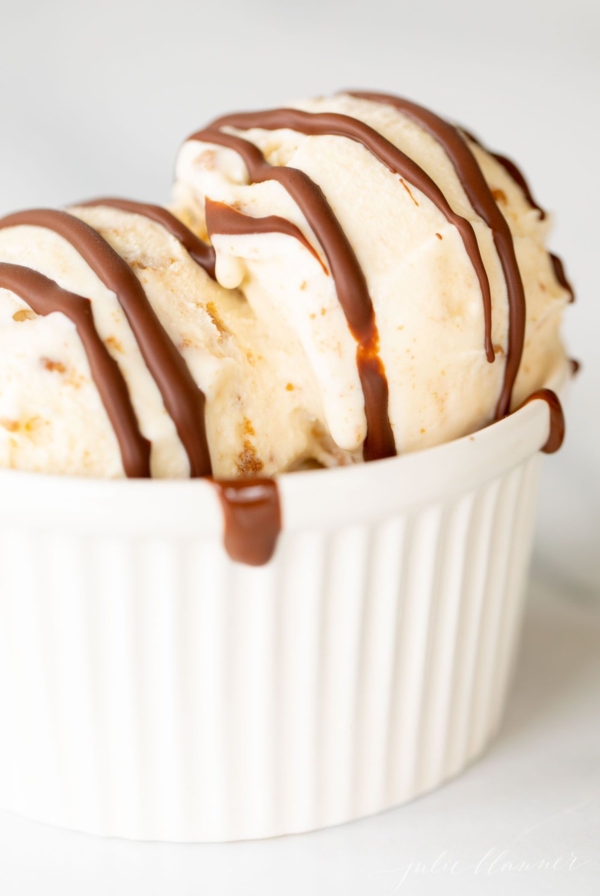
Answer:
0;363;570;537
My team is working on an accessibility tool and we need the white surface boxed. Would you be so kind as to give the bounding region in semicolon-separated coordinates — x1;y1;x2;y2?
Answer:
0;572;597;895
0;0;598;889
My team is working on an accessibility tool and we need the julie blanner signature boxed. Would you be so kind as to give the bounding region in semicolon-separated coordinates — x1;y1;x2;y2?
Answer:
371;798;595;891
372;847;592;890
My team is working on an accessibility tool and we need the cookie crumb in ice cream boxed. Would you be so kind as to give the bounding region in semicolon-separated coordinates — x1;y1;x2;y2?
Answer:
41;358;66;374
12;309;36;322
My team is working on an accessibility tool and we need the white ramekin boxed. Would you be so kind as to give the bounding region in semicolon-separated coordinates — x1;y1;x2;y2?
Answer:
0;367;568;842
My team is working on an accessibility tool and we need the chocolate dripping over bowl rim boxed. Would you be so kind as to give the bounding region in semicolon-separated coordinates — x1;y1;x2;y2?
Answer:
0;359;572;565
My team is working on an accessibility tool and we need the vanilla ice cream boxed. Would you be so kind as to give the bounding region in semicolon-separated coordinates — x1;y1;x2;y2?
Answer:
0;91;571;482
173;91;570;458
0;203;341;478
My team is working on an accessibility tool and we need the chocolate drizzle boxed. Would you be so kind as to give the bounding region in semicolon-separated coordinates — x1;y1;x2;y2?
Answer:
456;125;575;304
550;253;575;303
190;126;396;462
211;478;281;565
0;263;151;477
208;107;494;365
0;209;212;477
520;388;565;454
349;92;528;419
77;197;217;278
488;152;546;221
205;198;329;274
459;128;547;221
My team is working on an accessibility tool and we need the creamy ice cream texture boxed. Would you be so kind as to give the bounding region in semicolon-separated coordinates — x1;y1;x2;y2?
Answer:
0;204;343;479
0;92;571;494
174;93;571;458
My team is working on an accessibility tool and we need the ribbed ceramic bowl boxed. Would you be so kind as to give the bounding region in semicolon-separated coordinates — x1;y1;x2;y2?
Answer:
0;366;568;842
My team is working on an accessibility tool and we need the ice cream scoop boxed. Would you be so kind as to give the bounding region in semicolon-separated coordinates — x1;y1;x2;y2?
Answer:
173;91;571;459
0;202;343;480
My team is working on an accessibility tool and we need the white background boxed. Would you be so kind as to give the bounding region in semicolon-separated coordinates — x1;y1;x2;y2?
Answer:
0;0;598;892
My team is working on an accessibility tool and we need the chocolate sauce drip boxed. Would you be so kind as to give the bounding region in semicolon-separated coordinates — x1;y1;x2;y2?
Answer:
349;92;528;420
488;152;546;221
457;127;546;220
77;198;216;279
550;253;575;303
569;358;581;376
211;478;281;565
461;129;575;307
205;198;329;274
0;209;212;477
209;107;494;365
0;263;151;477
457;130;575;305
190;127;396;462
520;388;565;454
